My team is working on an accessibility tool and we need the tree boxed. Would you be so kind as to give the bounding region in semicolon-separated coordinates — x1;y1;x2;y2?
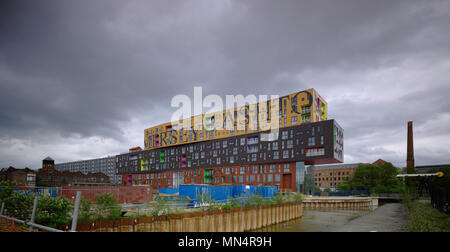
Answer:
404;165;420;192
429;166;450;191
336;178;351;191
344;162;404;193
0;180;19;203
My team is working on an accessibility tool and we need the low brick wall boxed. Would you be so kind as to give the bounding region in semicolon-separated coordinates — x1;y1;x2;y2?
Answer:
302;197;376;209
61;186;153;204
74;202;303;232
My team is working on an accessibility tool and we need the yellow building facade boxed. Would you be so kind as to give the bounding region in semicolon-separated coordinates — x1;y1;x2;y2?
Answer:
144;88;327;150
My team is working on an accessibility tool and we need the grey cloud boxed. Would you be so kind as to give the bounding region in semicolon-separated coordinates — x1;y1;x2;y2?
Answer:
0;0;449;168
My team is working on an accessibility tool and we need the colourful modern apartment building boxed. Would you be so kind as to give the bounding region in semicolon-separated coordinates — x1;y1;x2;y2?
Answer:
117;89;343;192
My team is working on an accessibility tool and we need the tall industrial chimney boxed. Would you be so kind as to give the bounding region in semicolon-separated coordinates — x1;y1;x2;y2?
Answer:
407;121;414;168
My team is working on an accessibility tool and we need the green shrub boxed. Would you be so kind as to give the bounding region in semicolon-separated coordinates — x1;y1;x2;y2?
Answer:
407;201;450;232
79;198;94;223
293;193;303;203
2;192;34;220
151;197;169;216
0;187;73;228
35;196;73;228
94;193;122;220
196;192;217;211
253;194;266;206
223;196;243;210
272;192;286;204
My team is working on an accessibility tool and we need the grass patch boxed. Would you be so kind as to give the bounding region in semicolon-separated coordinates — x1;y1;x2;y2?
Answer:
406;201;450;232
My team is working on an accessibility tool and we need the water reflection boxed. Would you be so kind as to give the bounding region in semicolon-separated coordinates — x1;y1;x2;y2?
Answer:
255;208;373;232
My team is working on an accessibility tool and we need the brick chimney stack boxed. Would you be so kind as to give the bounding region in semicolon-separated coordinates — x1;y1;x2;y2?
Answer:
407;121;414;168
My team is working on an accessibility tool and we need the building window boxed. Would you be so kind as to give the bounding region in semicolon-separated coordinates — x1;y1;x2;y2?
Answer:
284;164;290;173
248;136;258;145
287;140;293;149
308;137;315;146
248;145;258;153
274;174;280;182
281;131;288;140
306;148;325;157
291;116;298;125
272;142;278;150
270;165;275;173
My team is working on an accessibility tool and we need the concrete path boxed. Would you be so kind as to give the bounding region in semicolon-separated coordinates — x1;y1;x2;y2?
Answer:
335;203;409;232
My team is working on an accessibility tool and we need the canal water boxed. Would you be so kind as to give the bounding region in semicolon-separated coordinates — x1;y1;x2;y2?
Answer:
255;208;374;232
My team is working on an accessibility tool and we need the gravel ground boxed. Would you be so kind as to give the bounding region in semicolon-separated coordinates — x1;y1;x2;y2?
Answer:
334;203;408;232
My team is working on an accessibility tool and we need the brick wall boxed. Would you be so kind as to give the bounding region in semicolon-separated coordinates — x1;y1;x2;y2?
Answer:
61;186;153;204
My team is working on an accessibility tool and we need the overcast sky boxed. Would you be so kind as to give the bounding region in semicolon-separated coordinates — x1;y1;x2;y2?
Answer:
1;0;449;169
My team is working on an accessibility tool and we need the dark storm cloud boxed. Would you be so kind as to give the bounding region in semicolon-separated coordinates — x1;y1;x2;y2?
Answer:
209;0;450;92
0;0;126;139
0;0;449;167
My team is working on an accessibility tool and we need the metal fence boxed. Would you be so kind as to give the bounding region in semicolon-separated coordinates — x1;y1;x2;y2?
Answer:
0;185;154;232
312;190;371;197
430;187;449;214
0;189;82;232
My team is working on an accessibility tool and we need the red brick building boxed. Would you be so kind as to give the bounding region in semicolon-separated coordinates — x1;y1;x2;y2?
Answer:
1;157;110;187
313;163;359;190
0;167;37;187
36;157;110;187
312;159;391;190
